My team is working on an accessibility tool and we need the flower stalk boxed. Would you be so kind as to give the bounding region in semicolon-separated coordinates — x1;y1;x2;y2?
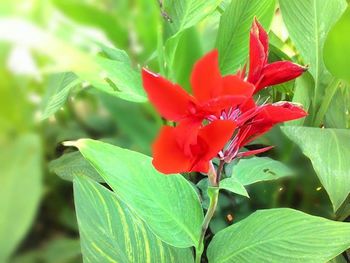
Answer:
196;160;223;262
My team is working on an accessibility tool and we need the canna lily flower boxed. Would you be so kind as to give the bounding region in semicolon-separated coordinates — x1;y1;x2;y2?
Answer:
142;50;255;174
247;18;307;93
152;120;236;174
217;100;308;162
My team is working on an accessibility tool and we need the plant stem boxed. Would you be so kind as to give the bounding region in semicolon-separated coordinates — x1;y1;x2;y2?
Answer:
195;187;219;263
195;160;224;262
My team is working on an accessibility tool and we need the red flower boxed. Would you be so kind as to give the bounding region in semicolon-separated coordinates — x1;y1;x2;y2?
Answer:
142;20;308;175
142;50;254;174
142;50;254;125
247;18;307;93
152;120;236;174
222;101;308;161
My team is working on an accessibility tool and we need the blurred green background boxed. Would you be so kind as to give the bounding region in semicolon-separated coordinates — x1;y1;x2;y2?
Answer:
0;0;349;262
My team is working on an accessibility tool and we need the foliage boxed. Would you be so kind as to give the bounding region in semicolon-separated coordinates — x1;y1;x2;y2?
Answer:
0;0;350;262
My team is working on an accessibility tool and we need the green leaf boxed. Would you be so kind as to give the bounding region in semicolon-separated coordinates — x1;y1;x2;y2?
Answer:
49;151;103;183
219;178;249;197
74;176;193;262
172;27;202;91
52;0;129;48
163;0;221;77
287;72;314;126
68;139;203;248
40;72;80;120
207;208;350;263
0;134;42;262
279;0;347;108
163;0;222;38
282;126;350;210
232;157;293;185
0;18;147;103
324;6;350;83
216;0;276;75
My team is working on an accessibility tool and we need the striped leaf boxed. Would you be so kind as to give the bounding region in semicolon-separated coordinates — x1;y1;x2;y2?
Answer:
207;208;350;263
74;176;193;262
279;0;347;108
216;0;276;75
68;139;203;248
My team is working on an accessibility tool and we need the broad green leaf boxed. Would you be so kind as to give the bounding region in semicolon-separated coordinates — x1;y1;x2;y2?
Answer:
282;126;350;210
40;72;80;120
232;157;293;185
163;0;222;38
324;6;350;82
279;0;347;108
163;0;221;77
68;139;203;248
74;176;193;263
0;134;42;262
219;178;249;198
216;0;276;75
207;208;350;263
49;151;103;183
0;18;146;103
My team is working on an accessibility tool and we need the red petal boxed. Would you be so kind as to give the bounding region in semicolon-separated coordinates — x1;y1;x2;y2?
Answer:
199;120;236;160
260;102;308;123
191;50;223;103
152;126;192;174
237;146;274;158
191;160;210;174
247;18;268;84
201;96;247;115
221;75;255;97
142;68;195;121
255;61;307;92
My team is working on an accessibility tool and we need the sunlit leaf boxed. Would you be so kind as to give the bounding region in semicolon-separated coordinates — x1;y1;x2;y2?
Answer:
207;208;350;263
0;18;147;103
68;139;203;248
74;176;193;262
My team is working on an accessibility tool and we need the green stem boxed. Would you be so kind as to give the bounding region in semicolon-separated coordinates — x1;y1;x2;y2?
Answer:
313;78;341;127
195;161;224;262
195;187;219;263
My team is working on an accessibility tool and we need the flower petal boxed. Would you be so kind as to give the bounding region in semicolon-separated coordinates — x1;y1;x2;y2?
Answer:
199;120;237;160
221;75;255;97
237;146;274;158
260;101;308;123
247;18;268;84
152;126;192;174
240;102;307;145
190;49;223;102
255;61;307;92
142;68;195;121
